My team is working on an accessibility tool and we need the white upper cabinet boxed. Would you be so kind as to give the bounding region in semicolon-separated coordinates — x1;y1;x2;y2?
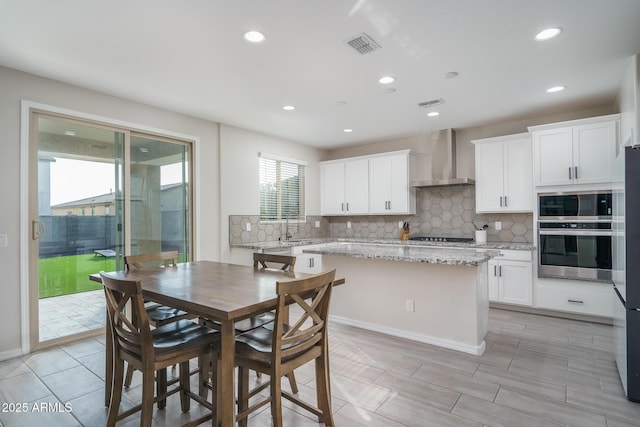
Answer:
472;133;533;213
320;150;414;216
530;115;619;187
369;152;415;214
320;158;368;215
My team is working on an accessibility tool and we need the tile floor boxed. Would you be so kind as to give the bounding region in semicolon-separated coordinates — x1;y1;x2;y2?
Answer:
2;308;640;426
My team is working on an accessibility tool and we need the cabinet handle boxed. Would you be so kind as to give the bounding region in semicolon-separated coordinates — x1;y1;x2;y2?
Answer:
499;197;503;207
388;201;391;210
341;203;345;212
568;167;572;180
346;203;349;211
568;299;584;304
504;196;508;207
499;265;502;277
494;265;498;276
574;166;578;179
309;258;314;268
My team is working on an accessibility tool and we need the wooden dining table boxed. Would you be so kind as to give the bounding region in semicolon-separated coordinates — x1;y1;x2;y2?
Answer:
91;260;343;427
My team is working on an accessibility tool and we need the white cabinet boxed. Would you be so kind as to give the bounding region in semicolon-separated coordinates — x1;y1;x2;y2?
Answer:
530;115;618;187
291;244;325;274
488;250;533;306
535;280;612;318
472;133;532;213
320;158;369;215
321;150;414;216
369;152;415;214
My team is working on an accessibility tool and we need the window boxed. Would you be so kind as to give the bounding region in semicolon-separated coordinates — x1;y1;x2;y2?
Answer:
259;153;306;221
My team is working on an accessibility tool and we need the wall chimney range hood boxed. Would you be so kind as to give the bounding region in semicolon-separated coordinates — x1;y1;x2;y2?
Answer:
410;129;475;188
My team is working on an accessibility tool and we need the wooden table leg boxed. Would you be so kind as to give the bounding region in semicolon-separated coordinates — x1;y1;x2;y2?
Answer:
104;308;113;407
215;320;235;427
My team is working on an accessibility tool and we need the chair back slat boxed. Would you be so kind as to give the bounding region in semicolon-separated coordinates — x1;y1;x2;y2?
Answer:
273;269;335;362
124;251;178;271
101;272;154;361
253;253;296;272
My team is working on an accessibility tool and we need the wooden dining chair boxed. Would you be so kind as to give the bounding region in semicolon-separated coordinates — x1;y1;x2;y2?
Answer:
230;268;336;427
122;251;195;397
101;272;219;427
197;252;299;398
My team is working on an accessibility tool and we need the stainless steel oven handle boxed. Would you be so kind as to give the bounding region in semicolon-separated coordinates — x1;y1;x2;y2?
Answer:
539;230;612;236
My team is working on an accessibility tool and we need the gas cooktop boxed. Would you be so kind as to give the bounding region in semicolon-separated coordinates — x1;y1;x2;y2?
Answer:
408;236;474;243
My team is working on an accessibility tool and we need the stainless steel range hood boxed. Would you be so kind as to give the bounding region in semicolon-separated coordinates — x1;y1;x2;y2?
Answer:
410;129;475;188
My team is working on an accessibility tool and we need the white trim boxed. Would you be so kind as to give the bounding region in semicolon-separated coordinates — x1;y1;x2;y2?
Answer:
328;314;487;356
19;100;201;355
259;152;308;166
0;348;25;363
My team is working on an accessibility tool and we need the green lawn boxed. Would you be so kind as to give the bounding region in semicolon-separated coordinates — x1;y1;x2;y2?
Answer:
39;254;117;299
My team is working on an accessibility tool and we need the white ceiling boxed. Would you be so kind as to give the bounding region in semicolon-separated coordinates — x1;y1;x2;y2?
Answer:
1;0;639;149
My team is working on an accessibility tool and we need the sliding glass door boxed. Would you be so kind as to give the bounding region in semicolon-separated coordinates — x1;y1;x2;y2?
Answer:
30;112;192;348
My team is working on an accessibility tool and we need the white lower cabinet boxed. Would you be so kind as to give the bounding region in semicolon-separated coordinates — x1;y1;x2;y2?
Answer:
488;250;533;306
535;280;612;318
291;243;325;274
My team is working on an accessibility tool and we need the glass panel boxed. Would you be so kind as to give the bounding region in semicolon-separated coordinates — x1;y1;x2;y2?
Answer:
37;116;124;342
129;134;190;261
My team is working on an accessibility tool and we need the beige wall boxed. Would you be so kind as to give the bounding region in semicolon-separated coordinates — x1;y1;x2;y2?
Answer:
0;66;221;357
219;124;325;262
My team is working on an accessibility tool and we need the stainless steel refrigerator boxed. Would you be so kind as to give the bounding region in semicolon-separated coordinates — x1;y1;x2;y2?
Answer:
612;145;640;402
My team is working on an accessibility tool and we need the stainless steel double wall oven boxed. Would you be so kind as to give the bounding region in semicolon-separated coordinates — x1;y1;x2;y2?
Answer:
537;191;612;282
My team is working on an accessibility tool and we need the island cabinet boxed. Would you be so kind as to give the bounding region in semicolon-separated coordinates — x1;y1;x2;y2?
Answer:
472;133;533;213
320;150;415;216
369;152;415;214
487;249;533;306
320;158;369;215
290;243;325;274
529;114;619;187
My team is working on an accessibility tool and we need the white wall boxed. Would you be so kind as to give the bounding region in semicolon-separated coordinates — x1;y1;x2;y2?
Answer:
218;124;325;262
0;66;221;357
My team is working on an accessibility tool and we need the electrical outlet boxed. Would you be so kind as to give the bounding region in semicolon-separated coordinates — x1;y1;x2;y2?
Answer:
398;221;404;228
347;221;352;228
245;223;251;232
405;299;415;312
315;220;320;228
495;221;502;231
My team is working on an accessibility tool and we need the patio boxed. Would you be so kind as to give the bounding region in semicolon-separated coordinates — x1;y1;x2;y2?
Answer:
39;290;106;341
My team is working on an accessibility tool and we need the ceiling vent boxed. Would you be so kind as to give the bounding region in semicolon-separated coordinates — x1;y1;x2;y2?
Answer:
418;98;445;108
345;33;381;55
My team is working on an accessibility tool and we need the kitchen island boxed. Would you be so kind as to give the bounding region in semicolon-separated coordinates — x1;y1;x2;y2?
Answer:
304;243;499;355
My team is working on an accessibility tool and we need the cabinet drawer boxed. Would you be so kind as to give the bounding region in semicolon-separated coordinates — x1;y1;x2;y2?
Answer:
535;282;612;317
498;249;532;262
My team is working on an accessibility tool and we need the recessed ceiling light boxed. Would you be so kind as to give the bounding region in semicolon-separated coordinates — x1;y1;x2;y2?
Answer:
243;31;265;43
546;85;566;93
343;129;353;133
282;105;295;111
63;130;76;136
535;27;562;41
378;76;395;84
427;111;440;117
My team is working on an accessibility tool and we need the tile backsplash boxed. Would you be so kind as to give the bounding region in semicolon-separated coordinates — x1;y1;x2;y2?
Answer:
230;186;533;244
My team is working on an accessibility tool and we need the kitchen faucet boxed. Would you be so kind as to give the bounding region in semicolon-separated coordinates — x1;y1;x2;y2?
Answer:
285;216;293;240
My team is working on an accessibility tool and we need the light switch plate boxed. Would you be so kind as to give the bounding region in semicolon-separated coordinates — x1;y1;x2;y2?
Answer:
0;234;7;248
315;220;320;228
347;221;352;228
495;221;502;231
245;223;251;232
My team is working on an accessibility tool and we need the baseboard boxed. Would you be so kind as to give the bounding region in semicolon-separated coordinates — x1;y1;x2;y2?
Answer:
490;302;613;325
329;315;486;356
0;348;24;362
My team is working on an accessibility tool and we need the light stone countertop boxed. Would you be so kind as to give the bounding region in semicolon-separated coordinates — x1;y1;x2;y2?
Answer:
231;237;534;252
302;242;500;266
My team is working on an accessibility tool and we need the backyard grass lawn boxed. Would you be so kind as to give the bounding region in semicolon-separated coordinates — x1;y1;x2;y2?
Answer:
39;254;117;299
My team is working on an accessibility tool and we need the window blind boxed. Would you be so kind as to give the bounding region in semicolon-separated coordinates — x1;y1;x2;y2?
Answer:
259;155;305;221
